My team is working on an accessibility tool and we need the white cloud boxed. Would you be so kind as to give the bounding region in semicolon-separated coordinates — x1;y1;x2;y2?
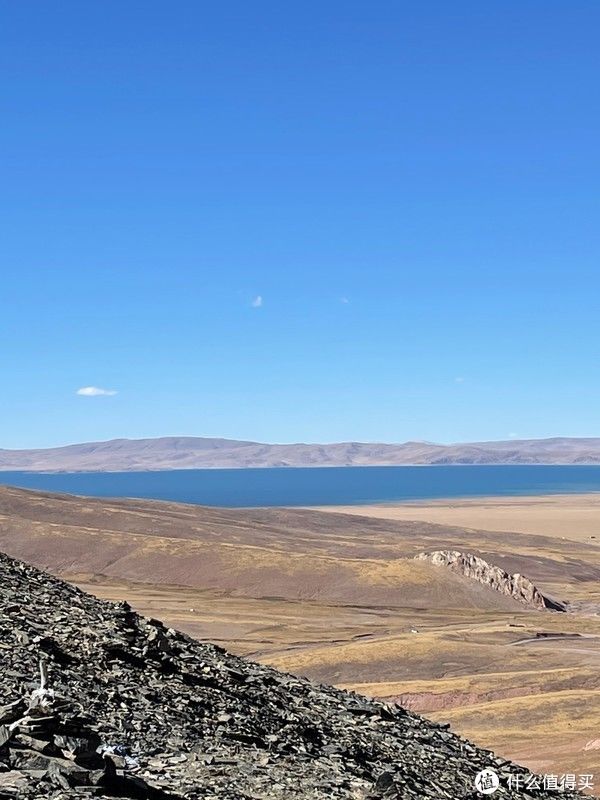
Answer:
251;295;263;308
76;386;118;397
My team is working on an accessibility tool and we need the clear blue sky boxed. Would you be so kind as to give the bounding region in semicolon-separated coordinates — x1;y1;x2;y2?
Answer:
2;2;600;448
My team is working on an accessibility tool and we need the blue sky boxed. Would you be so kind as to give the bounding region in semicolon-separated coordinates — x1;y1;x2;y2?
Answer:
2;1;600;448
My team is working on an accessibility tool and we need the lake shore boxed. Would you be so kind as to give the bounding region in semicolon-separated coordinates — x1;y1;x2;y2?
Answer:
309;492;600;543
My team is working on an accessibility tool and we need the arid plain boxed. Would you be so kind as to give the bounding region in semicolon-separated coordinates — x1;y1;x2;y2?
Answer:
1;486;599;784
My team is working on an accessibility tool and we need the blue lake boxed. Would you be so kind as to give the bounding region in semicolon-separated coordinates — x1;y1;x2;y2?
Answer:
2;465;600;507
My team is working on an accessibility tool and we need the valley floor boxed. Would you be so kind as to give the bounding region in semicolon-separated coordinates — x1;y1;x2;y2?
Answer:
1;486;599;785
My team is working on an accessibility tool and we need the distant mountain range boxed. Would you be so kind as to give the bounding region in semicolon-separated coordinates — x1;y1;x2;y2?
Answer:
1;435;600;471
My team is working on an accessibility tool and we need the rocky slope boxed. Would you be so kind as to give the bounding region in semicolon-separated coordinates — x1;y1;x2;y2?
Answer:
2;435;600;470
415;550;568;611
0;552;589;799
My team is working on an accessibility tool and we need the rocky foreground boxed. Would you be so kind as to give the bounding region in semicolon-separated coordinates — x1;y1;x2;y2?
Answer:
0;552;590;799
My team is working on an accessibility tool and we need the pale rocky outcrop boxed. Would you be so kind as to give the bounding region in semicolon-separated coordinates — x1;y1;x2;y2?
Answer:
415;550;567;611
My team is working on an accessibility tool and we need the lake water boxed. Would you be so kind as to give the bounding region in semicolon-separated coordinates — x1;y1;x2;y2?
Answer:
2;465;600;507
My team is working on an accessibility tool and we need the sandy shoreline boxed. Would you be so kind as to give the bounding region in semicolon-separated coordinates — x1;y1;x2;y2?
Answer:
310;493;600;542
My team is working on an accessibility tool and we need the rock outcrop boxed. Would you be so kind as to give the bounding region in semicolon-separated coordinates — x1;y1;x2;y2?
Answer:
415;550;567;611
0;550;582;798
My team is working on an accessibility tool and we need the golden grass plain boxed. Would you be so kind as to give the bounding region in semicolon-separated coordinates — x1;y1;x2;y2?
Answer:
1;486;600;784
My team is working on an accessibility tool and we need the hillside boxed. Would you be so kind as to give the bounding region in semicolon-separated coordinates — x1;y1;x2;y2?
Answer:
0;486;560;612
2;435;600;471
2;485;600;784
0;549;590;798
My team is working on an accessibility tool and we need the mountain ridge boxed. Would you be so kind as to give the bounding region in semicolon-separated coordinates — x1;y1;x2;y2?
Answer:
2;435;600;471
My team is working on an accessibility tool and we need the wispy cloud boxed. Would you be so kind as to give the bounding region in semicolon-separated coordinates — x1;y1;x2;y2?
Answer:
76;386;118;397
508;432;518;438
340;296;349;304
251;295;263;308
454;376;464;383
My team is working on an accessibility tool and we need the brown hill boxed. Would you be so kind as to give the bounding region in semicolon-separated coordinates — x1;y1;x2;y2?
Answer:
2;435;600;470
2;486;600;783
0;485;526;612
